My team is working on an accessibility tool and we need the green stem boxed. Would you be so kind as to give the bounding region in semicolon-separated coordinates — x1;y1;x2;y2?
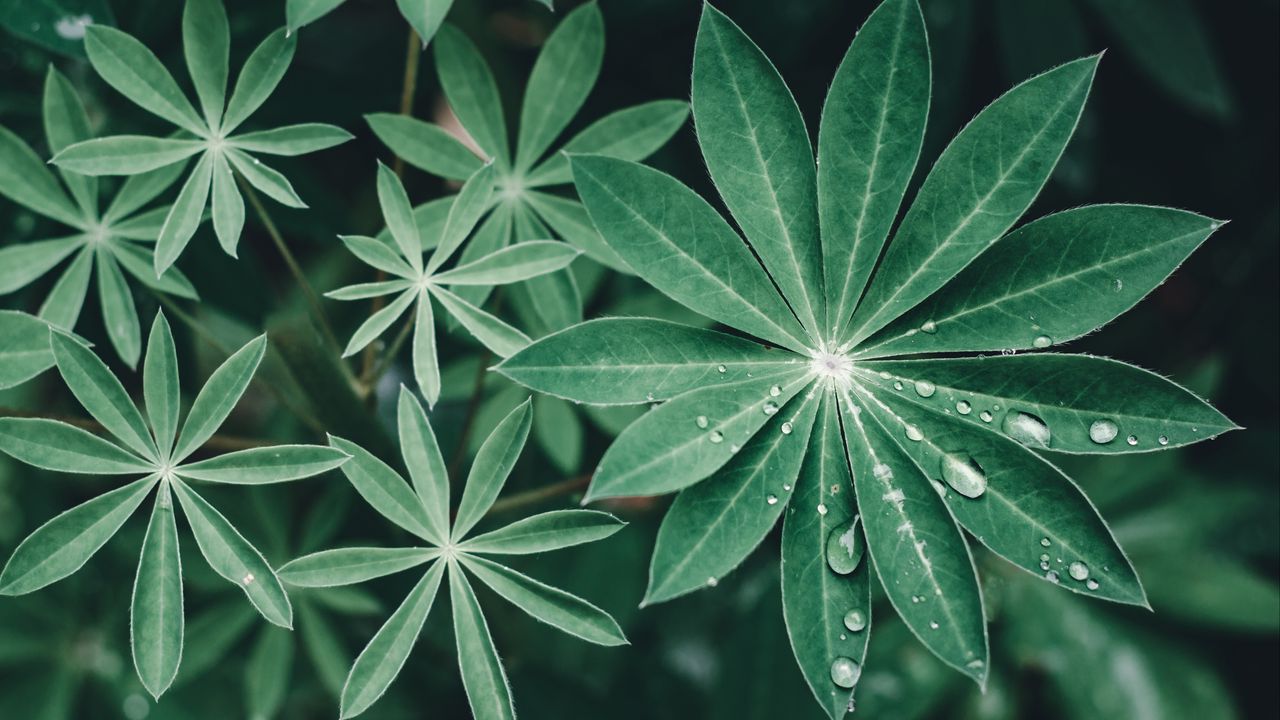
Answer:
484;474;592;517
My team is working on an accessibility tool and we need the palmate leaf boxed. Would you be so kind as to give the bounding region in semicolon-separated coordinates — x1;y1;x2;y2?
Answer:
493;0;1236;714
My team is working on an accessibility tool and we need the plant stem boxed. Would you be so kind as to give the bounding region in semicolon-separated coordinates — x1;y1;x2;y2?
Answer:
238;176;344;359
0;407;266;452
484;474;592;517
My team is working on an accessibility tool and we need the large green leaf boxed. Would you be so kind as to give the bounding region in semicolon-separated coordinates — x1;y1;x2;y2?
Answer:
449;565;516;720
176;445;349;484
858;205;1224;357
50;329;156;460
154;151;215;275
182;0;229;132
460;510;624;555
426;162;496;273
366;113;482;180
376;162;422;274
840;386;988;683
131;483;184;699
42;66;97;213
820;0;930;337
570;154;809;353
279;547;437;588
497;318;795;405
394;0;453;47
83;25;204;134
452;400;533;540
328;436;436;542
52;135;204;175
0;418;152;474
39;247;93;328
142;313;181;460
434;24;508;164
428;284;530;357
94;249;141;367
397;388;450;542
693;5;822;335
172;334;267;462
222;29;296;133
461;555;626;646
515;1;603;170
0;312;64;389
0;237;84;294
780;391;871;719
858;354;1236;453
848;55;1099;344
0;126;81;225
526;100;689;187
645;389;820;604
229;124;352;156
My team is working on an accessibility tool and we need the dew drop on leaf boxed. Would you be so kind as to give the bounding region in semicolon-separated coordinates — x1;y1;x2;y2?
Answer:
716;364;726;373
1001;410;1051;448
920;320;938;334
781;421;794;435
1126;434;1139;446
826;519;865;575
930;479;947;498
708;430;724;444
904;424;924;442
1040;537;1051;547
1158;435;1169;445
1089;419;1119;444
830;657;861;689
979;410;994;423
1086;579;1100;590
1032;334;1053;348
769;384;781;397
956;400;972;415
843;609;867;632
762;401;779;416
1045;570;1060;584
893;381;904;391
1068;561;1090;581
817;503;828;515
706;577;718;587
695;415;709;429
940;453;987;498
914;380;937;398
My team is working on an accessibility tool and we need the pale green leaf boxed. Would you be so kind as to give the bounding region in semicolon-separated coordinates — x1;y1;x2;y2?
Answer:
286;0;346;32
460;510;624;555
176;445;349;484
143;312;181;460
397;387;450;541
131;483;183;699
395;0;453;48
526;100;689;187
366;113;484;180
279;547;437;588
434;24;507;163
0;126;82;225
413;296;441;406
226;148;306;208
0;418;153;474
376;161;422;273
432;241;580;285
325;279;414;301
52;136;204;176
83;25;204;134
172;334;267;463
94;248;141;367
104;160;188;224
182;0;229;132
515;1;603;170
50;328;157;460
426;162;496;273
452;399;532;541
107;241;200;299
222;29;296;134
210;152;244;256
0;236;85;294
340;289;415;357
38;248;93;328
42;66;97;215
229;123;353;156
428;284;530;358
449;566;516;720
327;435;436;541
524;191;629;272
0;311;63;389
339;234;415;278
154;151;215;276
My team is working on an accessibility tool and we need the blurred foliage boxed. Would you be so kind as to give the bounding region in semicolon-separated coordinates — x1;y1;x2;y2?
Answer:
0;0;1275;718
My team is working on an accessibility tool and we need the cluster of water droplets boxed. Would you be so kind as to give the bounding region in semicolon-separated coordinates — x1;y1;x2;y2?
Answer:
1037;537;1100;590
814;509;866;691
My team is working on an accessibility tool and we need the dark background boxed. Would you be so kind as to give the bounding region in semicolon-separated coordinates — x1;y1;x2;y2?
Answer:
0;1;1275;718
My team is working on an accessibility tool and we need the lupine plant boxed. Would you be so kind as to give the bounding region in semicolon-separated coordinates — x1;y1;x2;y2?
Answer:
286;0;553;42
497;0;1236;715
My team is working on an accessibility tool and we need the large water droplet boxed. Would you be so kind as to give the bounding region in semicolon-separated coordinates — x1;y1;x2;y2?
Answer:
1001;411;1051;448
1089;419;1119;444
914;380;937;398
1068;561;1089;581
979;410;994;423
843;609;867;632
940;453;987;498
708;430;724;444
766;494;779;505
762;401;779;416
769;384;782;397
956;401;972;415
830;657;861;688
781;421;794;435
1032;335;1053;349
826;519;865;575
920;320;938;334
1086;579;1100;590
905;425;924;442
695;415;709;429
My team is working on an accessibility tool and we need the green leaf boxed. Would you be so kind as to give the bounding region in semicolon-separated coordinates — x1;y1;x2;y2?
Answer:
328;435;436;541
222;28;296;134
445;199;511;313
432;241;579;285
279;547;437;588
0;126;81;225
1138;552;1280;633
107;240;200;299
230;123;353;156
154;151;215;276
428;284;530;357
43;66;98;214
365;113;482;180
340;289;415;357
858;205;1225;357
172;334;267;463
460;554;626;646
338;235;415;278
52;136;204;175
644;390;819;604
83;25;204;134
0;418;152;473
286;0;346;32
397;387;450;543
226;148;306;208
534;396;581;472
434;24;508;164
105;160;188;223
131;483;183;699
820;0;930;338
426;162;496;273
460;510;624;555
171;479;292;628
182;0;229;132
143;312;181;460
245;626;293;720
851;379;1148;606
452;399;532;541
50;329;157;460
693;5;823;335
524;191;629;272
375;161;422;274
587;368;810;501
176;445;349;484
298;604;348;694
94;248;141;367
0;236;85;294
413;296;441;405
780;391;870;720
498;317;795;405
515;1;603;170
340;561;444;719
449;565;516;720
839;386;989;683
38;248;93;328
526;100;689;187
210;151;245;256
395;0;453;47
0;474;156;595
859;354;1236;453
848;55;1100;345
0;311;63;389
570;154;809;353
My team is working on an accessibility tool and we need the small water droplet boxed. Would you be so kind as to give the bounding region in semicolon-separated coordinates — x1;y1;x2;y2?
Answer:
783;484;792;492
940;453;987;498
1039;553;1050;562
905;425;924;442
717;365;727;374
920;320;938;334
893;381;904;391
695;415;709;429
930;479;947;498
979;410;993;423
911;595;922;604
766;494;779;505
817;503;828;515
1158;435;1169;445
1032;335;1053;349
1068;561;1089;581
1086;579;1100;590
706;577;718;587
242;573;255;585
830;657;861;688
843;609;867;632
769;385;782;397
826;519;865;575
1041;538;1051;547
1112;278;1123;292
1126;434;1138;446
1001;410;1051;448
781;421;794;435
956;401;972;415
929;621;939;630
708;430;724;444
914;380;937;398
1089;419;1119;444
1045;570;1060;584
763;401;779;416
729;444;741;454
1039;560;1051;571
879;371;892;379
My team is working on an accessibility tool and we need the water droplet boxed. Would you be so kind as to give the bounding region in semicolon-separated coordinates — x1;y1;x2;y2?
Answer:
1045;570;1060;584
979;410;994;423
1126;434;1138;446
1041;537;1051;547
782;484;792;492
956;401;972;415
920;320;938;334
966;659;985;671
929;621;939;630
781;421;794;435
843;609;867;632
1039;553;1050;562
830;657;861;688
242;572;255;585
717;365;727;374
1068;561;1089;581
730;444;740;454
1039;560;1051;571
706;577;718;587
826;519;865;575
930;479;947;498
766;494;779;505
1158;435;1169;446
763;401;779;416
817;503;828;516
905;424;924;442
1089;419;1119;444
873;464;894;481
1032;335;1053;349
708;431;724;444
1112;278;1123;292
893;381;904;391
695;415;709;429
878;371;892;379
914;380;937;398
911;595;922;604
769;385;782;397
940;453;987;498
1086;579;1100;590
1001;410;1051;448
